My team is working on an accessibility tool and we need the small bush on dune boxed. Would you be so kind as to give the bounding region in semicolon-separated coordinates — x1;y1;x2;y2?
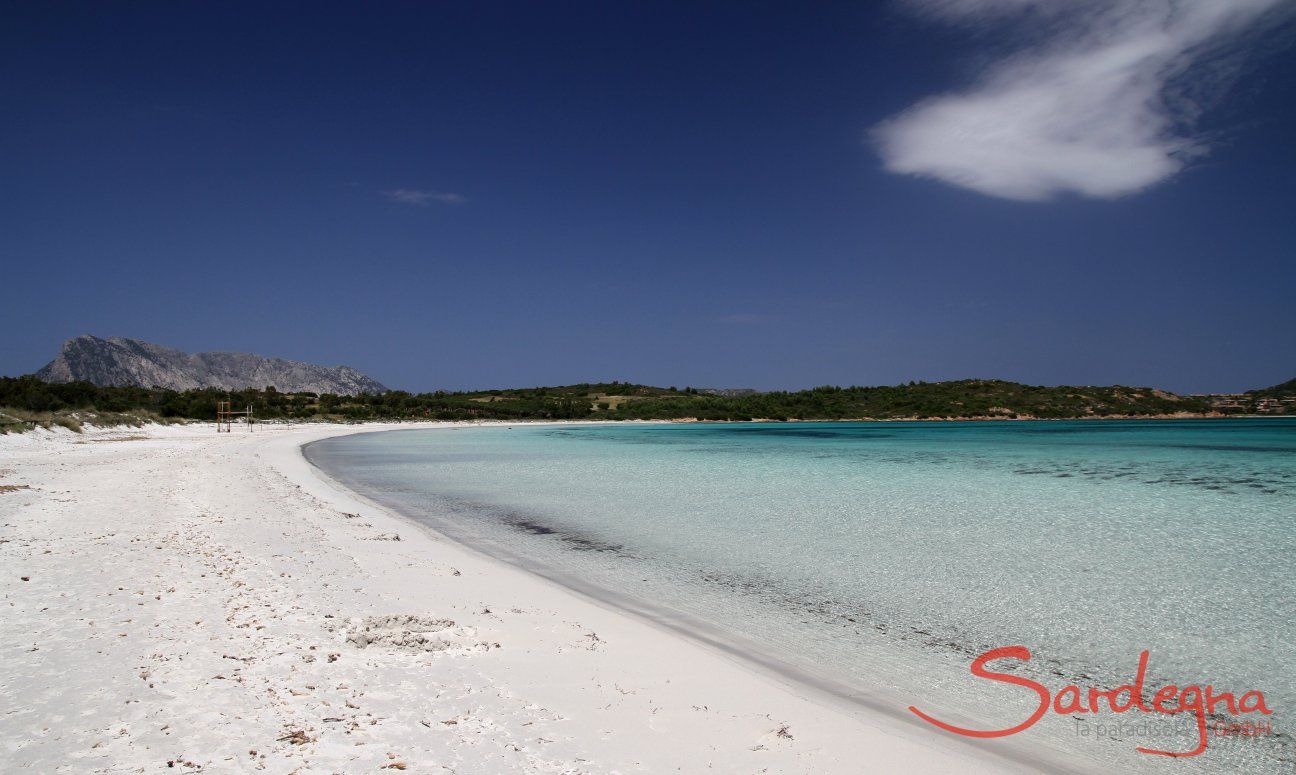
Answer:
51;415;83;433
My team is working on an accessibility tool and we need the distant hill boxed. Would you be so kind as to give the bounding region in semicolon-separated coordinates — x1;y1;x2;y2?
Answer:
7;366;1295;429
1249;377;1296;397
7;374;1269;427
1219;376;1296;414
599;379;1219;421
35;335;387;395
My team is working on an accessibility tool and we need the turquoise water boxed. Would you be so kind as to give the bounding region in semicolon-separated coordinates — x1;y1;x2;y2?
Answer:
306;419;1296;773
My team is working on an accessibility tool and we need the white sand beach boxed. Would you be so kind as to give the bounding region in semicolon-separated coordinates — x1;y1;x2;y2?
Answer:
0;421;1023;773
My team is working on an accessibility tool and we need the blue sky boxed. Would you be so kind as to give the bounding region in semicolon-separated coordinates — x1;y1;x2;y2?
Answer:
2;1;1294;393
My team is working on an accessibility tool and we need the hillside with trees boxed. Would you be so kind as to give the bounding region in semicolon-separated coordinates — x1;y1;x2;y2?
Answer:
6;374;1281;432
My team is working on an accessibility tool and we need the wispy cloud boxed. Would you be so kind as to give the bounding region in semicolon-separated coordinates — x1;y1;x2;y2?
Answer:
872;0;1291;201
383;188;466;206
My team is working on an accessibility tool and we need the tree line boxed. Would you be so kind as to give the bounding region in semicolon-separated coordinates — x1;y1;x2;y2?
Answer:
0;375;1227;424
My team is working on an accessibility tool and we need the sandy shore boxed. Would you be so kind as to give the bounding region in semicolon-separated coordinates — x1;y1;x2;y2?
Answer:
0;421;1024;773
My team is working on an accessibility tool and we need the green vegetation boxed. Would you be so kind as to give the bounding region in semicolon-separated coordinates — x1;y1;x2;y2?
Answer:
0;374;1243;432
1250;377;1296;398
607;380;1216;421
1215;377;1296;415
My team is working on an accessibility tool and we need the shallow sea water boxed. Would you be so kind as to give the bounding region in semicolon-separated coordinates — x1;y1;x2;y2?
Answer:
306;419;1296;773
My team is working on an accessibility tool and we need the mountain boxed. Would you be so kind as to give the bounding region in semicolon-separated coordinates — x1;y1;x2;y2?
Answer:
35;335;388;395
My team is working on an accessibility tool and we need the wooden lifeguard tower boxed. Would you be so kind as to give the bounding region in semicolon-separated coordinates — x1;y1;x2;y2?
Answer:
216;401;253;433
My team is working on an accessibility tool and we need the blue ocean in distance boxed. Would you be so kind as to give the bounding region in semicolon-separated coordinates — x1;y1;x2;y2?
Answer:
305;419;1296;773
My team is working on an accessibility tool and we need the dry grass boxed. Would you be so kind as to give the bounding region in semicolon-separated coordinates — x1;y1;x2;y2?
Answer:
0;409;75;434
0;407;177;435
0;484;31;494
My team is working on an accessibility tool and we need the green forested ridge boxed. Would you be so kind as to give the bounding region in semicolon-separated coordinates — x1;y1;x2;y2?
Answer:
1250;377;1296;398
7;374;1288;429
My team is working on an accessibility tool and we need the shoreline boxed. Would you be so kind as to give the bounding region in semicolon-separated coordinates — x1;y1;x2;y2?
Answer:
283;422;1049;772
1;420;1034;772
300;427;1080;774
6;411;1291;441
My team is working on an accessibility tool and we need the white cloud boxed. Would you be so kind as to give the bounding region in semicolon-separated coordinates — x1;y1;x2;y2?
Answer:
873;0;1290;201
383;188;466;206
